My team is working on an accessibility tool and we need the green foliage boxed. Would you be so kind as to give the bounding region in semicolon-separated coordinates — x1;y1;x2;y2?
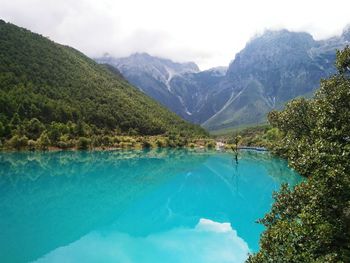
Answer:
0;121;4;137
0;20;207;150
263;127;282;141
24;118;45;140
7;134;28;150
77;137;91;150
57;135;74;149
27;139;37;151
101;135;113;147
217;125;273;147
10;113;21;128
188;143;196;148
247;47;350;262
206;140;216;149
155;138;165;147
37;131;50;150
336;45;350;74
230;134;242;151
141;139;152;149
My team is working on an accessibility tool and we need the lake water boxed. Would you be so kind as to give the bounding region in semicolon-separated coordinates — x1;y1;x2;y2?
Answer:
0;149;302;263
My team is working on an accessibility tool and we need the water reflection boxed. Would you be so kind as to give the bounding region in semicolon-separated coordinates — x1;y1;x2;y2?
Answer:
0;149;302;263
35;218;250;263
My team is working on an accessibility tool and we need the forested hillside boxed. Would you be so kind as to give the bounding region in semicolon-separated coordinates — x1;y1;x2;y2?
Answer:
247;46;350;262
0;20;207;149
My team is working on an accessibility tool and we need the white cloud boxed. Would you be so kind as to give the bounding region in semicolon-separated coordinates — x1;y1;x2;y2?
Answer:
34;218;250;263
0;0;349;69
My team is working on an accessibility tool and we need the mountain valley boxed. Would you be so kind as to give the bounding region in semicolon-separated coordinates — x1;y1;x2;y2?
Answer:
97;26;350;131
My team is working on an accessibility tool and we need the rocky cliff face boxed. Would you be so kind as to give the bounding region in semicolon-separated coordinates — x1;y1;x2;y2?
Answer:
96;53;200;119
202;29;349;130
169;67;226;123
96;26;350;131
96;53;226;123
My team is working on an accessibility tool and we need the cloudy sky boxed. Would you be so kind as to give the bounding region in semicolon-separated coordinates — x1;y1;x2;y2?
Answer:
0;0;349;69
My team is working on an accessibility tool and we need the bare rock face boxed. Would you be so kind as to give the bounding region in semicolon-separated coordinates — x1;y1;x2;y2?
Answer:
342;25;350;41
96;53;201;120
96;25;350;131
203;28;349;131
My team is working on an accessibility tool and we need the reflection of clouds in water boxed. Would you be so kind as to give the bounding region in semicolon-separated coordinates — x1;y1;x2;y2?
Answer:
196;218;233;232
34;218;250;263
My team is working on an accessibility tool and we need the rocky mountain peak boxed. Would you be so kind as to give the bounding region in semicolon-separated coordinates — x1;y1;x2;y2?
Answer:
205;66;227;76
96;25;349;131
246;30;315;51
226;29;317;78
342;24;350;41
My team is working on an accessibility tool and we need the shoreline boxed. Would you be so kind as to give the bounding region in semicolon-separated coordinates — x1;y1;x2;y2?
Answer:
0;143;270;153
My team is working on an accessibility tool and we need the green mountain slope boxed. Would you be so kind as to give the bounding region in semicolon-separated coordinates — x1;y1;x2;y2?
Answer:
0;20;206;146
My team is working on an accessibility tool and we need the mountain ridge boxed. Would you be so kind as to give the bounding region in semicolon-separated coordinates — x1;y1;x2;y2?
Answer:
96;53;217;121
203;28;349;130
97;26;349;131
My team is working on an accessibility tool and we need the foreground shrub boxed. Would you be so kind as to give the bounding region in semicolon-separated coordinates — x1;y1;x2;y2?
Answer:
247;46;350;263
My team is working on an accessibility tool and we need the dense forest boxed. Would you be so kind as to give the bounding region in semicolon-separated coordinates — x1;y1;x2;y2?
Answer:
247;47;350;262
0;20;207;150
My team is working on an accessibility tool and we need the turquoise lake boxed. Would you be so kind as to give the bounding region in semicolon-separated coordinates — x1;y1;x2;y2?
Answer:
0;149;302;263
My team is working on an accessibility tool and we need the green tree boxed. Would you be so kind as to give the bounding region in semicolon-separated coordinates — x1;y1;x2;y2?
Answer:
9;113;21;127
336;45;350;74
74;121;86;137
141;139;152;149
0;121;4;137
7;134;28;150
0;19;207;150
25;118;45;139
27;139;37;151
37;131;51;150
77;137;91;150
247;47;350;262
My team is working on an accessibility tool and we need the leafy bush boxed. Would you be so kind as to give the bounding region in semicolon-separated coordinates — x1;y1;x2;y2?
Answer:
37;131;51;150
57;135;74;149
27;139;37;151
247;46;350;263
101;135;113;147
7;135;28;150
113;136;121;144
206;141;216;149
188;143;196;148
77;137;91;150
141;139;152;149
155;138;166;147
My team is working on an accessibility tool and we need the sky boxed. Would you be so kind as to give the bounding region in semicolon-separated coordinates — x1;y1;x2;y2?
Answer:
0;0;349;70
